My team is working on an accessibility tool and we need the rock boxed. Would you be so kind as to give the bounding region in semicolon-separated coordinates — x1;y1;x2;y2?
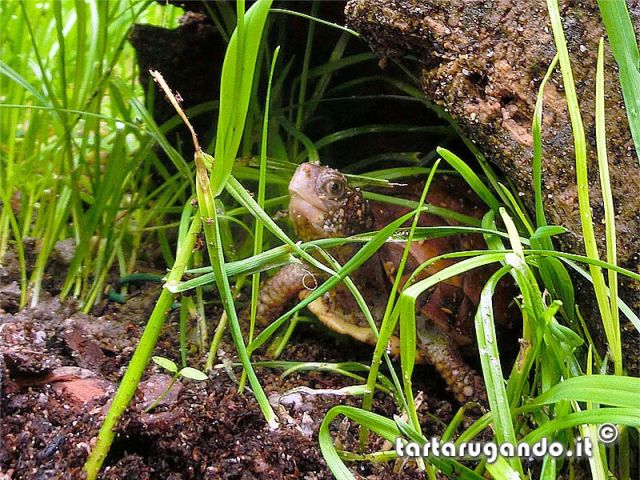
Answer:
51;238;76;266
46;366;113;409
345;0;640;371
0;282;20;313
129;13;225;164
0;316;59;376
13;366;114;409
51;376;112;407
61;316;107;370
138;373;182;409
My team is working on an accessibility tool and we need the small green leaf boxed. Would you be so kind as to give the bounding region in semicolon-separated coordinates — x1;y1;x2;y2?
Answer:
178;367;209;381
548;319;584;349
152;356;178;373
531;225;567;241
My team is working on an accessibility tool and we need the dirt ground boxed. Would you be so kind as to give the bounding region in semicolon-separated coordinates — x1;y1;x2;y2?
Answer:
0;246;460;479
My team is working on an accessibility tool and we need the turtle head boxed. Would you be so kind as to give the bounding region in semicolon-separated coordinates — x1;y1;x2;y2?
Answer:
288;163;373;241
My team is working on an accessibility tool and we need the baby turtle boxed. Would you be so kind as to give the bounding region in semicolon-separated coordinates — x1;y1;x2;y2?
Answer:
256;163;517;403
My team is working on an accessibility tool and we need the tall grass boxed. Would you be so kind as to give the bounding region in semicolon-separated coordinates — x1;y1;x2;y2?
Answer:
317;1;640;478
2;1;638;479
93;1;640;477
0;0;184;310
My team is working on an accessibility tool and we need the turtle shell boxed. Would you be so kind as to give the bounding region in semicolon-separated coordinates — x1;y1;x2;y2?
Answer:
369;175;517;348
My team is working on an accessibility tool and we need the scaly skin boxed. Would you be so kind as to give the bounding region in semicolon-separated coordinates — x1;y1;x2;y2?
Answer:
257;162;501;403
417;320;487;402
256;263;322;325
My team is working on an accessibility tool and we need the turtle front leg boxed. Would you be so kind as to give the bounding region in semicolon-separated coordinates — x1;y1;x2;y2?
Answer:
416;317;487;403
256;263;322;325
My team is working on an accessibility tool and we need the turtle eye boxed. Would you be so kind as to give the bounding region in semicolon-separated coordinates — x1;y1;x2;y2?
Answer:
320;176;346;200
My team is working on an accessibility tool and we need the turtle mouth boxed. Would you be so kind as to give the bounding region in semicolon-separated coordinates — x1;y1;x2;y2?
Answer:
289;163;329;240
289;188;327;241
289;196;326;240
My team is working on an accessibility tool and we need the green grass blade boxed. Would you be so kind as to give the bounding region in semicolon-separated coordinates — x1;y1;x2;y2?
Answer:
0;60;52;107
396;163;440;433
249;46;280;344
196;152;277;428
363;191;482;227
213;0;273;195
319;406;485;480
595;37;620;374
532;54;559;230
270;8;360;37
597;0;640;163
558;257;638;330
476;265;523;476
546;0;618;374
84;213;203;480
531;374;640;408
436;147;500;210
303;125;450;163
522;408;640;445
401;253;507;302
319;406;398;480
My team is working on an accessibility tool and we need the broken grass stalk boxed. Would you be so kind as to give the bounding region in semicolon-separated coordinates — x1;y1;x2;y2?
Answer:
150;69;278;428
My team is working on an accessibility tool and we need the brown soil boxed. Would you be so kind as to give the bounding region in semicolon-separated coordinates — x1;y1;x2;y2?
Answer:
0;248;459;479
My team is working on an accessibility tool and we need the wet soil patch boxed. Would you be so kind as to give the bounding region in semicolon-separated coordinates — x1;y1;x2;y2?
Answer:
1;250;457;479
